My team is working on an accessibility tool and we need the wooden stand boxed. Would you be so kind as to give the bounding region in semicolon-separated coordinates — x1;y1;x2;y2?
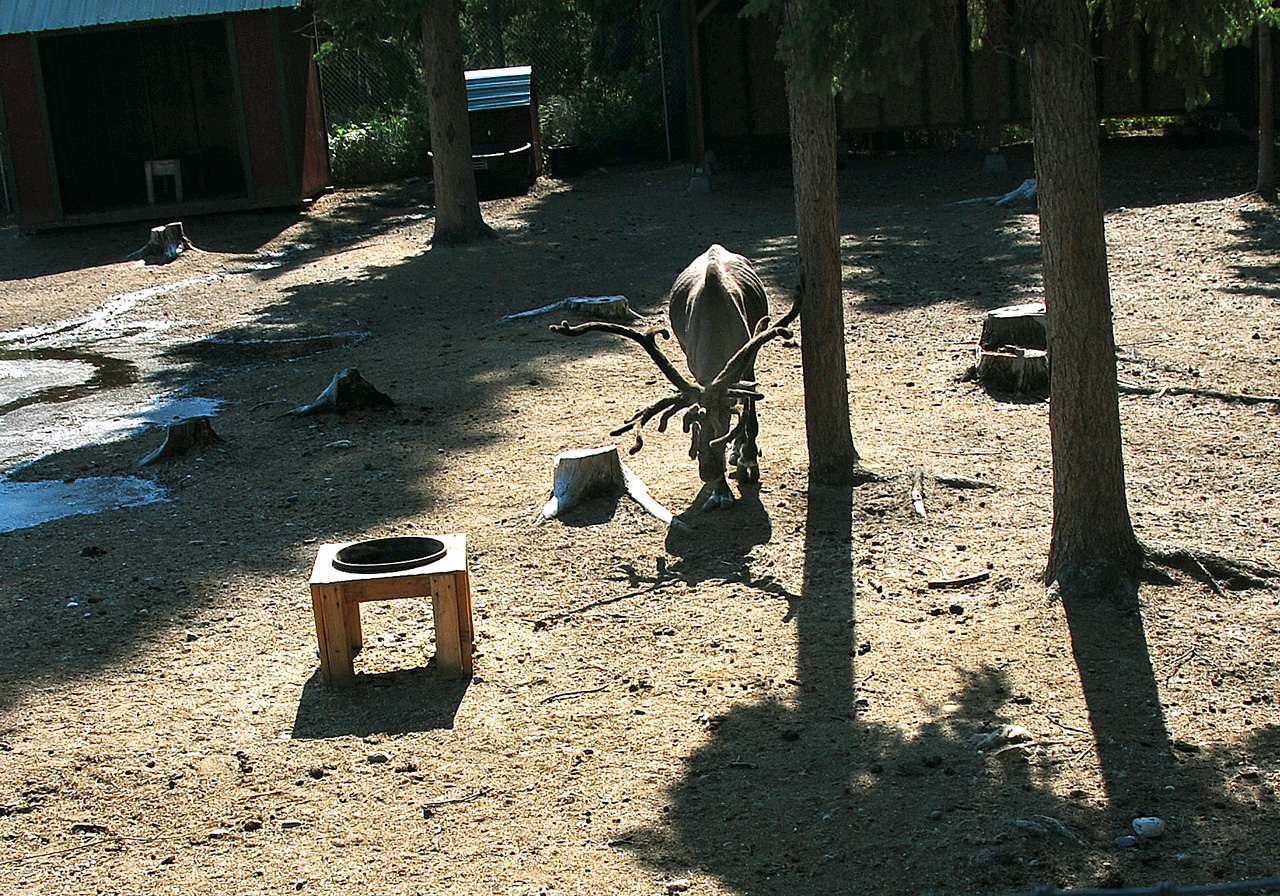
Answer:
308;534;474;686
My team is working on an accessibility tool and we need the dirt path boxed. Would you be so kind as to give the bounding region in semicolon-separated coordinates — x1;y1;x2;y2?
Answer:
0;139;1277;896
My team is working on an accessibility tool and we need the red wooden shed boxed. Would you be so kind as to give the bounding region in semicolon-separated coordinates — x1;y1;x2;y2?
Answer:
0;0;329;229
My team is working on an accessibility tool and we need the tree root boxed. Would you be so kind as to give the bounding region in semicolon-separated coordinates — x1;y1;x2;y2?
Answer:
1118;380;1280;406
1139;539;1280;591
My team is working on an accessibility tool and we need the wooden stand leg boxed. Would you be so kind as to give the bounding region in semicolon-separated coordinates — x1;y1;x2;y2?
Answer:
310;583;356;686
430;572;472;677
343;598;363;655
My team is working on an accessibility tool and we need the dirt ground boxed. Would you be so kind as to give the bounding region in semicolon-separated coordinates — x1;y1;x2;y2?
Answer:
0;137;1278;896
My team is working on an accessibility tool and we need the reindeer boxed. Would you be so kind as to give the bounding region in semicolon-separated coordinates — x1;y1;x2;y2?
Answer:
552;245;798;511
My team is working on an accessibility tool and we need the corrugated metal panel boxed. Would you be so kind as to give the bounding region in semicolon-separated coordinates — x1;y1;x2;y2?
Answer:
465;66;533;112
0;0;301;36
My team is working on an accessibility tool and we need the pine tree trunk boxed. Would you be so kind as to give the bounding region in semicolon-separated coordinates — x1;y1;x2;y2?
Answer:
783;0;860;487
1259;21;1274;195
422;0;494;246
1025;0;1140;586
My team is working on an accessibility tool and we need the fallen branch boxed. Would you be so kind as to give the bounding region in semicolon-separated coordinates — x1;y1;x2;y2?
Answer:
1119;380;1280;406
501;295;642;322
934;473;997;490
539;685;607;704
928;571;991;589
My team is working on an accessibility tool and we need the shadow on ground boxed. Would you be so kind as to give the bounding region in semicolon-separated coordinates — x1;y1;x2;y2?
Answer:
291;668;469;739
624;483;1280;894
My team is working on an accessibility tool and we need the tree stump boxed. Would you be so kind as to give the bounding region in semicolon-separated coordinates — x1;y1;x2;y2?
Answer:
128;222;195;263
539;445;681;529
975;302;1049;393
288;369;395;416
139;416;223;466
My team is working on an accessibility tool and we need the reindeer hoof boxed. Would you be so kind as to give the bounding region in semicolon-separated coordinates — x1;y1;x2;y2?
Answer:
701;488;736;512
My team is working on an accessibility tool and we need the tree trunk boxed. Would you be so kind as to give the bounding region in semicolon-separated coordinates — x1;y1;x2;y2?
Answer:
1024;0;1140;586
488;0;506;68
783;0;860;487
422;0;494;246
1259;21;1274;195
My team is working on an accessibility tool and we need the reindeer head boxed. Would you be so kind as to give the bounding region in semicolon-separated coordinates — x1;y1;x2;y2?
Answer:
551;311;793;505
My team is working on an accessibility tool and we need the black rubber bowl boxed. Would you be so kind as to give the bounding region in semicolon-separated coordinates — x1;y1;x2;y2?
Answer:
332;536;447;573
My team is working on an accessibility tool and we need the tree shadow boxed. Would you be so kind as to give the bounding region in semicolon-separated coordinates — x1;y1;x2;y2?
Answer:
622;483;1279;893
1056;574;1174;819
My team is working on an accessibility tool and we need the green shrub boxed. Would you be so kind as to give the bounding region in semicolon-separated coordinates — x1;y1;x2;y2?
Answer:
329;110;431;185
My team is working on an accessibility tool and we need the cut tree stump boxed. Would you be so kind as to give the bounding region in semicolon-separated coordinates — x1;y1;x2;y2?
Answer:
127;222;196;263
976;302;1049;393
139;416;223;466
288;369;395;416
539;445;683;529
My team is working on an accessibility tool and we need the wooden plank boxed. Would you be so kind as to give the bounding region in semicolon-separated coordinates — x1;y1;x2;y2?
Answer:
431;573;465;676
342;597;362;655
310;583;354;686
455;567;475;673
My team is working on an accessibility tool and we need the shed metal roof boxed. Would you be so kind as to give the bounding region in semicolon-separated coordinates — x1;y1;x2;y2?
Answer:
465;66;533;112
0;0;301;36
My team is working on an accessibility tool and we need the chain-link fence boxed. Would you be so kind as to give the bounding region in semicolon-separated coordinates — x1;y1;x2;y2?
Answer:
317;1;685;185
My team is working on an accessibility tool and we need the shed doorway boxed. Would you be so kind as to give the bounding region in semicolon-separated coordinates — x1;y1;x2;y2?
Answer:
39;19;248;215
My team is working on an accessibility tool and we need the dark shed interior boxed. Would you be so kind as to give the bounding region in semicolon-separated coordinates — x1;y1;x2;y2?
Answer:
39;18;247;215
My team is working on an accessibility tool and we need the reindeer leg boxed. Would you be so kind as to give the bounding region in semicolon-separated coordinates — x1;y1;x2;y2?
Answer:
732;398;761;484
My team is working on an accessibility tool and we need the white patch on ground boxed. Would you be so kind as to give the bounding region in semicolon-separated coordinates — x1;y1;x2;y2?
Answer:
0;474;167;533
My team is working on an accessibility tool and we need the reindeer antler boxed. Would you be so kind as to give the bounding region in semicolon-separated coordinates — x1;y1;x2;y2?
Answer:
552;319;702;455
550;320;700;395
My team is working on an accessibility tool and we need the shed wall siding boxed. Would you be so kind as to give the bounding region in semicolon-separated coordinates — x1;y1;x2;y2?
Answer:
0;33;56;225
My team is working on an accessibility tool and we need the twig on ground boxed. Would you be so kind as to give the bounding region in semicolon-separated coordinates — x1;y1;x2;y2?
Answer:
1192;556;1227;598
540;685;607;704
422;788;492;811
928;571;991;589
3;835;121;865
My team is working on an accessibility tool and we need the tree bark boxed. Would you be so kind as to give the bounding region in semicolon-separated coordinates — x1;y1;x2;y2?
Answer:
1024;0;1140;586
1259;21;1274;195
783;0;860;487
422;0;494;246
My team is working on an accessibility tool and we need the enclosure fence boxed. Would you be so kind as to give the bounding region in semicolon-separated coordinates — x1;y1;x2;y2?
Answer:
316;1;683;185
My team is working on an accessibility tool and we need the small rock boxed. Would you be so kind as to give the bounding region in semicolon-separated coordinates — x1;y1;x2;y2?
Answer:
1132;816;1166;839
280;818;304;830
667;879;693;893
325;439;355;450
1115;835;1138;848
367;751;391;764
207;827;231;839
71;822;108;835
184;631;198;642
